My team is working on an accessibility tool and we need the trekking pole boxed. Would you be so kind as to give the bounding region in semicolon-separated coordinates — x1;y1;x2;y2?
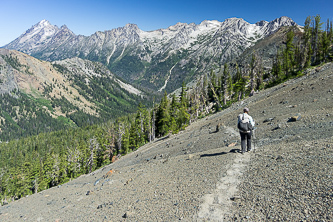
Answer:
253;127;256;153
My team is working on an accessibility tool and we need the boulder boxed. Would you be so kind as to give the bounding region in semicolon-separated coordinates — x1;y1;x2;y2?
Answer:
290;113;301;122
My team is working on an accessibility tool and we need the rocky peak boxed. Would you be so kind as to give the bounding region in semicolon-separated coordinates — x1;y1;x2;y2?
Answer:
124;23;139;30
34;19;53;29
272;16;298;26
60;25;71;32
220;17;251;33
23;19;59;39
4;20;71;53
167;22;190;31
263;16;298;36
256;20;269;27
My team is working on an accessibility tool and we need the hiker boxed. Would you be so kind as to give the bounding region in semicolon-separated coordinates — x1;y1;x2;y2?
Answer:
237;107;255;154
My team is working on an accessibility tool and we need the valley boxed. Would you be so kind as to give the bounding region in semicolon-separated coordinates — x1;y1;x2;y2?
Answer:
0;48;152;140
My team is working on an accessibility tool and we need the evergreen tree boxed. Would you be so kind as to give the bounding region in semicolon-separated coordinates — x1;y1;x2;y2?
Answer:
208;70;216;102
329;20;333;44
283;30;295;77
129;120;138;150
150;99;156;142
321;31;330;62
272;50;284;82
178;82;190;129
155;92;170;137
303;16;313;68
227;71;233;98
43;152;55;188
222;64;229;105
169;94;179;133
312;15;323;64
121;127;130;154
249;53;257;94
233;63;242;101
130;103;147;148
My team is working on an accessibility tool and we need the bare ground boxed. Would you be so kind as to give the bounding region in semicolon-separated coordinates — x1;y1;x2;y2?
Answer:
0;63;332;221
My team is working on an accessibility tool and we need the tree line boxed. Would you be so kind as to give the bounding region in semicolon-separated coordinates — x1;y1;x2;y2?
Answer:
271;15;333;85
1;14;332;205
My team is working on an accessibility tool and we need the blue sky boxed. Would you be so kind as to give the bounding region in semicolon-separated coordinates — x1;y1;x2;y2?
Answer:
0;0;332;47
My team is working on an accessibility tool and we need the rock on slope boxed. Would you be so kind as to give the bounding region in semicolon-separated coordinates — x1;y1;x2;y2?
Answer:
0;63;332;221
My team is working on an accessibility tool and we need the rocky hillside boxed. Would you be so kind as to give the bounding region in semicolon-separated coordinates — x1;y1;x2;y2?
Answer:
0;48;149;140
3;17;299;92
1;61;331;221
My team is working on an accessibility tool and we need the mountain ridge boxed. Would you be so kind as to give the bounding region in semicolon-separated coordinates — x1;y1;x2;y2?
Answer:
3;16;299;92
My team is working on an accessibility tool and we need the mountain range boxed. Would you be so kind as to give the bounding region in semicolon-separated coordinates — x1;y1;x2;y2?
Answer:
3;16;299;92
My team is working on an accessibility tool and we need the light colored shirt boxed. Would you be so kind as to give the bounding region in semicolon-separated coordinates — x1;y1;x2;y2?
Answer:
238;113;255;131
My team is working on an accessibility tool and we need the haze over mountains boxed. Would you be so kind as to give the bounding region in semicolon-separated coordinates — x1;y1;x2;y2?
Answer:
4;16;298;92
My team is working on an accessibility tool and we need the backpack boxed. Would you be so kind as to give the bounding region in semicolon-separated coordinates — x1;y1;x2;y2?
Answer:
238;114;252;131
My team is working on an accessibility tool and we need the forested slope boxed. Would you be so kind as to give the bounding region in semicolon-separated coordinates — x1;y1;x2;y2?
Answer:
0;49;154;141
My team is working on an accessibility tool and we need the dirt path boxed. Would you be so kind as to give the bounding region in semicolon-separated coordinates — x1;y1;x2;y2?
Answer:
197;147;251;221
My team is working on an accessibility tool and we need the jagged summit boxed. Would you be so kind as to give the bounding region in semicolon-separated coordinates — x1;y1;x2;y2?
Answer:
35;19;52;27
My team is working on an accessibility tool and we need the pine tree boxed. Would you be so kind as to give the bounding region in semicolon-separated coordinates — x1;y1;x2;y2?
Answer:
116;121;125;153
170;94;179;117
155;92;170;137
227;71;233;99
43;152;55;188
256;60;264;91
272;50;284;82
321;31;330;62
150;99;156;142
328;21;333;43
208;70;216;102
222;63;229;105
283;30;295;77
233;63;242;101
129;121;138;150
177;82;190;129
169;94;179;133
131;103;147;148
329;20;333;60
303;16;313;68
312;15;323;64
249;53;258;95
121;127;130;154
